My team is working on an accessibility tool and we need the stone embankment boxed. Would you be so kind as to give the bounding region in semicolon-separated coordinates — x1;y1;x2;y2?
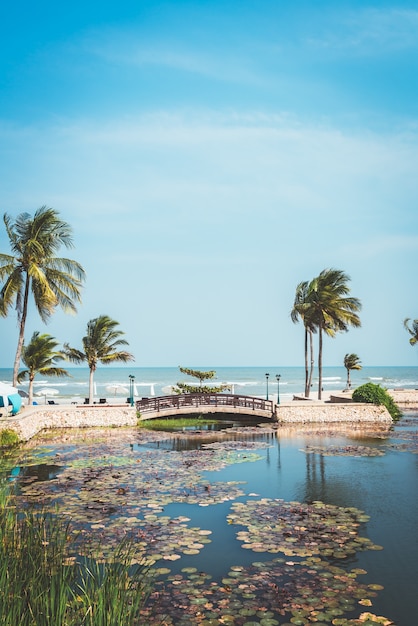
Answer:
1;389;417;441
276;402;391;424
1;405;137;442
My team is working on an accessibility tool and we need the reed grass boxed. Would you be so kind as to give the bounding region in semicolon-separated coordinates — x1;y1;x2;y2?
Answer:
0;480;155;625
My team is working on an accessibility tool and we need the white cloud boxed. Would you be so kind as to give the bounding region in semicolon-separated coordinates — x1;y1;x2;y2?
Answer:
83;34;262;85
307;8;418;54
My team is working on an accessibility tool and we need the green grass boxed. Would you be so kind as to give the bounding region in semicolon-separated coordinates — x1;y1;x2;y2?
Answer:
137;416;220;430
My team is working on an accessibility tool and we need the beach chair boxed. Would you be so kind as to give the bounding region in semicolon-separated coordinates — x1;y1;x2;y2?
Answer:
47;400;58;405
99;398;107;404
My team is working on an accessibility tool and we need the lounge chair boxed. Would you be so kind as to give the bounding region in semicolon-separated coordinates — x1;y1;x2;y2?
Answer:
99;398;107;404
47;400;58;405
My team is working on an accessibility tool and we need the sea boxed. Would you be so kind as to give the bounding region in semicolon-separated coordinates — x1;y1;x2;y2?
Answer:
2;365;417;404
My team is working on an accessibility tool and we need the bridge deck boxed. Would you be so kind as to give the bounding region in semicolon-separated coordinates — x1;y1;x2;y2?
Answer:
136;393;275;420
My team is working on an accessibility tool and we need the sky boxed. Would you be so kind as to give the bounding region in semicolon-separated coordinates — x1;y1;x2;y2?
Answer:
0;0;418;368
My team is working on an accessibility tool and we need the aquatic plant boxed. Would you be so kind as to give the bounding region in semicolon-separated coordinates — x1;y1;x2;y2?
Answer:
0;489;153;625
137;416;219;430
352;382;402;421
6;428;398;625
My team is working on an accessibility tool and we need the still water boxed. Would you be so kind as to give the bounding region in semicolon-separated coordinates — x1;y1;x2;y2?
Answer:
5;414;418;625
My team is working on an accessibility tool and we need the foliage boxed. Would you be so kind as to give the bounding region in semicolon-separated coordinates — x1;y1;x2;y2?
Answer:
404;318;418;346
0;488;153;625
174;366;231;394
0;207;85;386
17;331;69;405
343;352;362;389
0;429;19;448
352;382;402;421
64;315;134;403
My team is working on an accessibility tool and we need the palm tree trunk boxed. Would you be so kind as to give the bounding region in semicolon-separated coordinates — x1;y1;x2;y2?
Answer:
89;367;95;404
304;328;309;397
318;326;323;400
13;276;30;386
307;330;314;398
28;376;34;407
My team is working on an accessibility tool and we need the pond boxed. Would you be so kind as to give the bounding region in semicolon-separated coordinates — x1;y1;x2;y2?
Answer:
3;413;418;625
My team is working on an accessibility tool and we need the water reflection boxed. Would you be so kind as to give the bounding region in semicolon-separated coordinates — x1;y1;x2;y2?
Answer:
12;463;63;483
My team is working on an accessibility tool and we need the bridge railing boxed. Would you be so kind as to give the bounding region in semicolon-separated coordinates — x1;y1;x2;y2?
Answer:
136;393;274;415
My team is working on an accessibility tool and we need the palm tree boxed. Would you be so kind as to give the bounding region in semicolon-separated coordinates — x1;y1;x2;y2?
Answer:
63;315;134;403
291;281;316;397
404;318;418;347
0;207;85;386
308;269;361;399
343;353;362;389
17;332;69;406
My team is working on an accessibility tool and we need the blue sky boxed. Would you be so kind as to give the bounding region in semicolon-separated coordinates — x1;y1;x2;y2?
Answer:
1;0;418;368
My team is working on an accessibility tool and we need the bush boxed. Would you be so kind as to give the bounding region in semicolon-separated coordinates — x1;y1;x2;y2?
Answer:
352;383;402;421
0;429;19;448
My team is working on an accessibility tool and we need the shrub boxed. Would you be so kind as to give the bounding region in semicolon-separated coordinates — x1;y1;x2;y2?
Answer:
352;383;402;421
0;429;19;448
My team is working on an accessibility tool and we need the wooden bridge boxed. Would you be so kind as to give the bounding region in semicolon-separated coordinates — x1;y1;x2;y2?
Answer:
136;393;275;420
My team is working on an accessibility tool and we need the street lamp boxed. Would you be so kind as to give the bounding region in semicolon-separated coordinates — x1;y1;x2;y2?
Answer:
265;373;270;400
276;374;281;405
129;374;135;407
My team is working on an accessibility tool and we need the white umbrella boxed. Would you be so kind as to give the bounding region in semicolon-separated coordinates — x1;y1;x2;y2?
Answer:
0;381;20;413
106;384;129;396
36;388;59;404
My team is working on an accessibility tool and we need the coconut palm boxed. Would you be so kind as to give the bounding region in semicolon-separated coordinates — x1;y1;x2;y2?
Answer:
291;281;316;397
343;353;362;389
17;332;69;406
403;318;418;347
308;269;361;399
0;207;85;386
63;315;134;403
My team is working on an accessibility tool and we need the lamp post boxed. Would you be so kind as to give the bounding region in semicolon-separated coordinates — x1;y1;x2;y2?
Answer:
265;373;270;400
129;374;135;407
276;374;281;405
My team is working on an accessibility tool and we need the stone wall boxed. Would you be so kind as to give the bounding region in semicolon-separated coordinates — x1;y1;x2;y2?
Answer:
1;406;137;442
0;400;396;442
276;402;392;424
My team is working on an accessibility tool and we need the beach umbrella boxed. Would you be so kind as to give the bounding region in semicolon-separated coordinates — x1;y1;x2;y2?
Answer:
36;388;59;404
106;384;129;396
0;382;22;415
